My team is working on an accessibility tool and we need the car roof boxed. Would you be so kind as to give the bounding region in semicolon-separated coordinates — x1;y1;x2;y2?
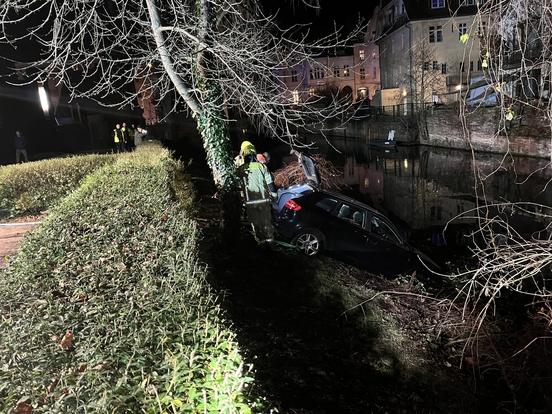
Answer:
317;189;385;217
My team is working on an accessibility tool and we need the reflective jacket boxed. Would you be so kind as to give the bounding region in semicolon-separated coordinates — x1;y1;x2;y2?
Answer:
113;129;122;143
237;161;274;203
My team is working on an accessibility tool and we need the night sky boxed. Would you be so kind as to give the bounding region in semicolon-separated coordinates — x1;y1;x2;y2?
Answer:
264;0;377;38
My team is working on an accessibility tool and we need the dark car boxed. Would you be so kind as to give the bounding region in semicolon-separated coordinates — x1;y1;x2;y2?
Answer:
275;189;436;274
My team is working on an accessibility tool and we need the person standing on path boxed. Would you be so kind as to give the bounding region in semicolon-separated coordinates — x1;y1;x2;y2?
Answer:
113;124;124;153
134;127;146;147
14;130;28;163
121;123;131;151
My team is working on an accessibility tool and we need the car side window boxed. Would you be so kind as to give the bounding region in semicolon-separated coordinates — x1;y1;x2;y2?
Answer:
369;216;402;244
333;202;365;228
315;198;338;213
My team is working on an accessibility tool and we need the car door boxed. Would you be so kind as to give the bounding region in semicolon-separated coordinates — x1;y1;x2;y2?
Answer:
363;214;413;274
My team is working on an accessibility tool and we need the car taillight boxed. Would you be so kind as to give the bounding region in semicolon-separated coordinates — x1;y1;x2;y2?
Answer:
284;199;302;212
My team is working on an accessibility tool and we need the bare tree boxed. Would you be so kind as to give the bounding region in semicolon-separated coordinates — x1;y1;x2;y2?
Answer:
0;0;359;229
440;0;552;372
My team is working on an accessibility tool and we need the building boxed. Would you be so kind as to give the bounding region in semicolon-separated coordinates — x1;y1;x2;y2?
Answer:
374;0;488;109
281;11;381;104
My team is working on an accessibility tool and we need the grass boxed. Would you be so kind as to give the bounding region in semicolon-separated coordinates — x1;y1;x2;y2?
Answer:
0;144;262;413
0;153;116;218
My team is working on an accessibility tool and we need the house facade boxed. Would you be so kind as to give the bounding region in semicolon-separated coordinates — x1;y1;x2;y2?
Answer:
375;0;487;108
282;11;381;104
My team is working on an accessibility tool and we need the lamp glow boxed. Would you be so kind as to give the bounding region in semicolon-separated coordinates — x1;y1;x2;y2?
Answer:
38;84;49;114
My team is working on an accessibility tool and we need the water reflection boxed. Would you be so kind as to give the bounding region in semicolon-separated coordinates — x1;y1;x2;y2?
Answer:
313;138;552;241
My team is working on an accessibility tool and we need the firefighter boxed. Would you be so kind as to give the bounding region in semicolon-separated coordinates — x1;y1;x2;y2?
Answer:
237;141;277;243
113;124;124;153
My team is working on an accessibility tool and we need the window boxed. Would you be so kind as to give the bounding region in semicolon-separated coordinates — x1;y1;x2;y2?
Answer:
311;67;323;80
359;50;365;60
360;67;366;79
432;0;445;8
469;60;474;71
292;90;299;105
315;198;338;213
478;21;487;36
369;216;402;244
423;61;430;71
334;203;365;228
477;60;482;71
429;26;443;43
308;87;315;97
460;62;465;72
441;63;447;74
291;69;298;83
343;65;350;77
373;66;377;79
432;61;439;70
458;23;467;39
334;67;340;77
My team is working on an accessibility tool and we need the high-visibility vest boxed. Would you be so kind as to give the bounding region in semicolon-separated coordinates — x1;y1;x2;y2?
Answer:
113;129;121;143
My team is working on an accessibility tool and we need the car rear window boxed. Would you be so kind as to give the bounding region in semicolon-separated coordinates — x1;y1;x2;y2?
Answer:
315;198;338;213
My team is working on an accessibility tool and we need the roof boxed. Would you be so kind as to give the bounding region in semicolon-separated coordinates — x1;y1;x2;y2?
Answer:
404;0;479;21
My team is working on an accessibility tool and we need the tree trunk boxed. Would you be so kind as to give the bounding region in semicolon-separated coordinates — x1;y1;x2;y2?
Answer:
146;0;240;236
195;84;241;238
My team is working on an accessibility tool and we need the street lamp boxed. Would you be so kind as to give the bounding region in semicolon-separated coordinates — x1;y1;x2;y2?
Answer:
38;83;49;115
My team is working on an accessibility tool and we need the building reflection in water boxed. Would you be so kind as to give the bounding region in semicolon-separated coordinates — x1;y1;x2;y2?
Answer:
316;137;552;243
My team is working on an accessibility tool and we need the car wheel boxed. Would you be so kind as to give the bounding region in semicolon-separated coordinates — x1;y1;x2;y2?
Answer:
293;229;324;256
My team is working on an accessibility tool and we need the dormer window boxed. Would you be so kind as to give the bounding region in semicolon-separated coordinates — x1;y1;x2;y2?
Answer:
432;0;445;8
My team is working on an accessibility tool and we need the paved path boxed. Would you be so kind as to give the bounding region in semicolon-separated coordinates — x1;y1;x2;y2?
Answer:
0;222;40;268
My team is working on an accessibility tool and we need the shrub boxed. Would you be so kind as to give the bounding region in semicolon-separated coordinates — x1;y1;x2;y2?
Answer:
0;153;116;218
0;144;261;413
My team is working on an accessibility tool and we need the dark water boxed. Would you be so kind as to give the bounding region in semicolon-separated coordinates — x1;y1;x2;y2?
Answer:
272;138;552;260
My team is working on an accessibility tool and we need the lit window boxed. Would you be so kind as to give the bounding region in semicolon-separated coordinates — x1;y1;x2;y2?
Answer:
360;67;366;79
308;88;315;97
343;65;350;77
291;69;298;83
359;50;365;60
432;0;445;8
292;90;299;105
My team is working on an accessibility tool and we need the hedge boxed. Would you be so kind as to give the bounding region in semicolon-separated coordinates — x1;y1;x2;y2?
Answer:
0;144;262;413
0;153;116;218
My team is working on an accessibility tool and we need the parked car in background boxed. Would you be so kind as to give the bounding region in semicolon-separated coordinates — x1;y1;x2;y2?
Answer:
273;154;437;274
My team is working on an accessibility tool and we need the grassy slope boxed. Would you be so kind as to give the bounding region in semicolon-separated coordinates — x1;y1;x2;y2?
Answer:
0;145;261;413
0;153;116;218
